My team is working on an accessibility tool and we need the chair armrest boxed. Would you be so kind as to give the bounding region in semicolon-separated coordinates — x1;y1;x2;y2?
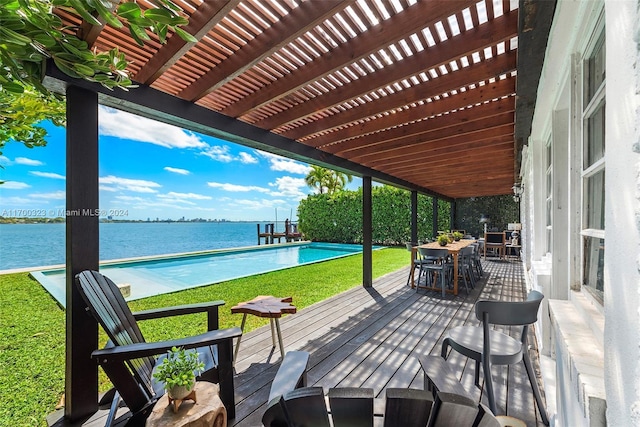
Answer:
91;327;242;363
268;351;310;402
132;300;226;331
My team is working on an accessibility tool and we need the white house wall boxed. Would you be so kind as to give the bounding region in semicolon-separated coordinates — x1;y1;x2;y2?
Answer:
522;0;640;425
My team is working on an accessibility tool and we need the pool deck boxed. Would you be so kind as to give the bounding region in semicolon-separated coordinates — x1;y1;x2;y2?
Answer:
70;258;548;426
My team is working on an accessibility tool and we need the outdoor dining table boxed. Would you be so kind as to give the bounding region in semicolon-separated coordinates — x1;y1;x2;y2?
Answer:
410;239;476;296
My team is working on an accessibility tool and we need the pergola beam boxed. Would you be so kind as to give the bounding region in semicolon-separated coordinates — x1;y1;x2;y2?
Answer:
299;52;517;145
255;12;517;131
220;0;472;118
177;0;350;100
134;0;240;84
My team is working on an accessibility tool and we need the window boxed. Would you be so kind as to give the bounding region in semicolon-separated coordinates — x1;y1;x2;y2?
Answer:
581;31;605;302
545;139;552;254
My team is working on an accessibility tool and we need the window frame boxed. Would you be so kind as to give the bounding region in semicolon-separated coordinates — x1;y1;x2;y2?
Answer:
579;25;606;304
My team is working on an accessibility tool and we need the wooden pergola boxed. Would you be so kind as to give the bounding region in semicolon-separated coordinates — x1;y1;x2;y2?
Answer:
44;0;555;423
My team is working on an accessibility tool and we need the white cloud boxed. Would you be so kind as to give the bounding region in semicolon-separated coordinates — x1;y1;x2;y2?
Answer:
2;181;31;190
164;167;191;175
99;185;118;192
15;157;44;166
30;191;65;199
0;156;11;166
30;171;65;180
100;175;162;193
258;151;311;174
99;107;208;149
201;146;234;162
233;198;287;209
115;195;147;202
238;152;258;164
270;176;308;198
201;146;262;164
207;182;271;193
158;192;212;202
1;196;37;204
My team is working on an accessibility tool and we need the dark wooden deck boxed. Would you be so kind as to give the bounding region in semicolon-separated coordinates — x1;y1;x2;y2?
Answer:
230;258;547;427
59;258;546;427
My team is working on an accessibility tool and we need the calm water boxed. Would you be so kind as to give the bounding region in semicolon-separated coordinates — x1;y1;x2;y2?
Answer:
0;222;279;270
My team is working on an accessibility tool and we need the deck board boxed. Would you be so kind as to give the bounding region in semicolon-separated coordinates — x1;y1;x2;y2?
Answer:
66;259;547;427
230;258;547;427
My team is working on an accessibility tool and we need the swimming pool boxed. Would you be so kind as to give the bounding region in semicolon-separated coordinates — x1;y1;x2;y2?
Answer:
31;242;380;307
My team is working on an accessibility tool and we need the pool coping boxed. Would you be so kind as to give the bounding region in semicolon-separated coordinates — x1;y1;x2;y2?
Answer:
27;241;383;308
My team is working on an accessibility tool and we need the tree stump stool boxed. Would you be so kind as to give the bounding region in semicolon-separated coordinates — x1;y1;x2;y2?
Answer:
146;382;226;427
231;295;297;362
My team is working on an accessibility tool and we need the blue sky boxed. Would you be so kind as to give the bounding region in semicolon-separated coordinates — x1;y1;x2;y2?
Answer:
0;106;361;221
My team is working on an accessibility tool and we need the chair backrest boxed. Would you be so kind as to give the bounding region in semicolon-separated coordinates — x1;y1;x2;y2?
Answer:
484;232;505;244
263;387;330;427
75;270;155;392
418;248;449;259
475;290;544;327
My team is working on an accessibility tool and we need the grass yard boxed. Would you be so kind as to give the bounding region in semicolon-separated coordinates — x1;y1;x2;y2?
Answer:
0;247;406;426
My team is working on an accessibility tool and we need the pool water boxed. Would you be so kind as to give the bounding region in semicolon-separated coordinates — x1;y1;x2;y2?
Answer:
31;242;379;307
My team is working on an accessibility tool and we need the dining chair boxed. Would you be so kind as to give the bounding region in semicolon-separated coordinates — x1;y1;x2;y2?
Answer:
483;232;506;259
456;246;475;294
405;242;423;288
416;248;451;297
440;290;549;425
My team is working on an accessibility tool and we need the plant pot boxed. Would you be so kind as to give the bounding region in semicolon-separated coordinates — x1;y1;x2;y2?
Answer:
168;384;194;401
438;241;447;246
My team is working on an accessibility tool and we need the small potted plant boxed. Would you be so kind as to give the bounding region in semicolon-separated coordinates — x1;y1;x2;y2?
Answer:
437;234;449;246
452;231;463;241
153;346;205;405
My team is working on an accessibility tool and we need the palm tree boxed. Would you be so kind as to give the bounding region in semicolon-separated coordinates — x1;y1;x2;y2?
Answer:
326;170;353;194
305;165;331;194
305;166;353;194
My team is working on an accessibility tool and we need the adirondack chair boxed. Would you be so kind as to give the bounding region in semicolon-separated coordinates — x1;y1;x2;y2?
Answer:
262;351;501;427
75;270;242;426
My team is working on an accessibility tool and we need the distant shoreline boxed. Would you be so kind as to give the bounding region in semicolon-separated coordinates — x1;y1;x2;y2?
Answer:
0;218;277;224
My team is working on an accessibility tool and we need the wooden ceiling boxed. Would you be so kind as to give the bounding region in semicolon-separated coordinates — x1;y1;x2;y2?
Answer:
54;0;547;199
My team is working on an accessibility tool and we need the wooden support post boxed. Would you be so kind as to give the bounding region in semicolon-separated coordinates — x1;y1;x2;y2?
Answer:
432;197;438;239
411;191;418;244
450;200;456;232
65;86;99;421
362;176;372;287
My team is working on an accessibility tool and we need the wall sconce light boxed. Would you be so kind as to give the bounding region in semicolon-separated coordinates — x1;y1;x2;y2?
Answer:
512;182;524;203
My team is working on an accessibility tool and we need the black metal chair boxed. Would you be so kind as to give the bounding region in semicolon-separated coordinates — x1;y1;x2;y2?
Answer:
75;270;242;426
441;290;549;425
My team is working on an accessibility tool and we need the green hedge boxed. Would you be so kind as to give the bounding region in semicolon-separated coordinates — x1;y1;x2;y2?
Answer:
297;187;518;243
297;186;450;245
454;195;519;237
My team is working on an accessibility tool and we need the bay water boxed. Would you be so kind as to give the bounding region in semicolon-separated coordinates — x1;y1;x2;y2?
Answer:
1;222;277;270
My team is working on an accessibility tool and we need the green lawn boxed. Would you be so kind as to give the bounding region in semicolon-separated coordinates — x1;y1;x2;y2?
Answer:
0;247;406;426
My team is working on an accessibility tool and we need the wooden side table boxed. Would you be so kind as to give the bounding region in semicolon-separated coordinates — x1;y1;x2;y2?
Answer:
231;295;296;362
146;382;226;427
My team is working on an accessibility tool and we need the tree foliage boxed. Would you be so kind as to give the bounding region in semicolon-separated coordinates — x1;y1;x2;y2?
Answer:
454;195;519;237
304;165;353;195
0;0;195;150
1;0;196;95
0;88;65;154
